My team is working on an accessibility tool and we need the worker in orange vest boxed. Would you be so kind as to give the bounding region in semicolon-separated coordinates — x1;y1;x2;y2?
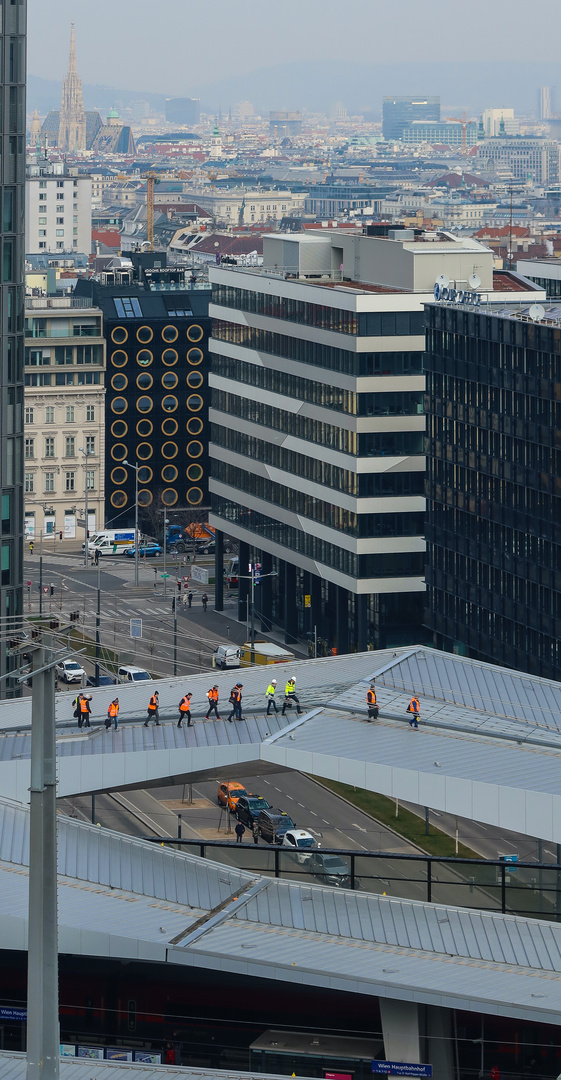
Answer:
366;683;378;722
407;696;420;729
178;692;193;728
106;698;119;731
144;690;160;727
227;683;243;722
206;685;221;721
79;693;92;730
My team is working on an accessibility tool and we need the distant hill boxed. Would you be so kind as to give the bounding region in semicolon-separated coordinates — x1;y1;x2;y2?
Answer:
28;59;558;120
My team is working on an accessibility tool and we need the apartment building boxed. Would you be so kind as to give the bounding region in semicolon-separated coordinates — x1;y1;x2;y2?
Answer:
23;298;105;542
26;157;91;254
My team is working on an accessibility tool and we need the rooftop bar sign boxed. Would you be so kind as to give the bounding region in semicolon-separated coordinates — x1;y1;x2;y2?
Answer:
433;282;481;306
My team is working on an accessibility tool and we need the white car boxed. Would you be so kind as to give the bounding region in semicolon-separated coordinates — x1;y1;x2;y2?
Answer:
56;659;86;684
282;829;319;863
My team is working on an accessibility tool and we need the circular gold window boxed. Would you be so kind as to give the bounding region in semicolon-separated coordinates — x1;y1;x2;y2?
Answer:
136;371;153;390
111;397;128;414
187;324;203;343
111;420;128;438
162;324;178;343
186;416;203;435
137;326;153;343
136;419;153;437
111;326;128;344
111;350;128;367
162;417;178;436
111;372;128;391
138;466;153;484
137;396;153;413
187;369;203;389
136;443;153;460
137;489;153;507
187;463;203;482
136;349;153;367
162;349;178;366
187;440;203;459
187;486;203;505
187;393;203;412
111;490;127;507
162;464;178;483
111;443;128;462
187;347;203;365
162;370;178;389
162;395;178;413
161;441;178;460
161;488;178;506
111;466;128;485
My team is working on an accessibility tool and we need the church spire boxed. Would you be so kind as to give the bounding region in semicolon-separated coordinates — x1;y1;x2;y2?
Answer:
58;22;86;153
68;21;78;75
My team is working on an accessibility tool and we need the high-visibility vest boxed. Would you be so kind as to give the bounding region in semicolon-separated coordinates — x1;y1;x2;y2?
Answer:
108;701;119;718
80;697;90;713
148;695;158;711
285;681;296;696
179;696;191;713
231;687;241;703
367;689;377;706
266;684;276;698
208;688;218;702
409;697;420;714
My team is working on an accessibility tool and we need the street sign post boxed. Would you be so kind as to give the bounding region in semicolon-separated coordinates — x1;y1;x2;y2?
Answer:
130;618;142;639
372;1064;432;1077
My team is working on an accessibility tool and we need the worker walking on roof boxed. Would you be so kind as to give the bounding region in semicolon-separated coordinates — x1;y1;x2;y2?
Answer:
106;698;119;731
177;692;193;728
144;690;160;727
206;685;221;720
79;693;92;729
282;677;302;716
227;683;243;722
366;683;378;722
407;695;420;729
266;679;278;715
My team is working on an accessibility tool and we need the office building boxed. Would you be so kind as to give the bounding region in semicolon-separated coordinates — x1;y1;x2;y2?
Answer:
269;111;303;138
401;120;478;149
26;155;91;254
23;298;106;543
304;183;389;217
0;0;27;697
476;137;561;185
75;254;211;527
208;230;503;652
424;300;560;680
539;86;553;121
382;96;440;141
58;22;86;153
164;97;201;126
516;257;561;299
481;108;519;137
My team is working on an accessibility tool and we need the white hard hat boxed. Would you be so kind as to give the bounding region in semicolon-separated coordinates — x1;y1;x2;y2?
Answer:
272;679;277;684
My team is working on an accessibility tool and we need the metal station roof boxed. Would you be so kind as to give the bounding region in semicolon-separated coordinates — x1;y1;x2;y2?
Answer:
0;1052;299;1080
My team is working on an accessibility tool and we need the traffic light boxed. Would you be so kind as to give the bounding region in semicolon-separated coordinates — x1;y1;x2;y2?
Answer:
177;580;182;592
50;584;55;596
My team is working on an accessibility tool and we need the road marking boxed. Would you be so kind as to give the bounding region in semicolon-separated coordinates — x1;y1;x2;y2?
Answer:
310;811;317;816
352;823;367;832
322;819;330;824
285;795;293;800
298;802;305;807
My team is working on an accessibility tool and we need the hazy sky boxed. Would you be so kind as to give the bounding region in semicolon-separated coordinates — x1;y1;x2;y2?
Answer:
28;0;561;96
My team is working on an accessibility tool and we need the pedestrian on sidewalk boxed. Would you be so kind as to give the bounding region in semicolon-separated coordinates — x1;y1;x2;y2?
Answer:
29;540;34;556
206;685;221;720
282;677;302;716
266;679;278;715
187;591;193;609
235;820;246;844
106;698;119;731
227;683;243;722
177;692;192;728
252;821;259;845
201;592;208;612
144;691;160;726
94;547;100;566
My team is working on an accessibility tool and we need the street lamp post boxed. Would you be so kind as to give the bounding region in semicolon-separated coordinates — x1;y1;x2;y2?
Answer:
123;461;140;587
78;448;91;566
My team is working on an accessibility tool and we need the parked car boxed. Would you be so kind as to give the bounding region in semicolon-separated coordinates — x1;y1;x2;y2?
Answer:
236;795;272;829
217;781;248;813
309;852;352;889
117;665;152;683
55;659;86;684
281;829;318;863
124;543;162;558
86;672;116;687
257;808;296;845
213;644;241;669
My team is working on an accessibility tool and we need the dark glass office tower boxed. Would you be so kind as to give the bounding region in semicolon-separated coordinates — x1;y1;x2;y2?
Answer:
382;96;440;141
424;301;561;680
0;0;26;697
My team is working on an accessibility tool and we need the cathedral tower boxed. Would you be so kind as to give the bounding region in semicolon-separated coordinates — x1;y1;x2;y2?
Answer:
58;22;86;152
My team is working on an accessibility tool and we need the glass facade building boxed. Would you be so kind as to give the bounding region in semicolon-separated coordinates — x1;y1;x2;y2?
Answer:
382;96;440;141
0;0;26;697
424;302;561;680
209;265;427;652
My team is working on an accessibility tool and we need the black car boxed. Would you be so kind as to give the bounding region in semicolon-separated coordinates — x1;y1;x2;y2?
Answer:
236;795;272;829
257;808;296;845
86;672;116;687
309;852;352;889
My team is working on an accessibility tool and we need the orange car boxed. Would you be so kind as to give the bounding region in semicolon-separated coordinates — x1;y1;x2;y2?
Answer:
217;781;249;813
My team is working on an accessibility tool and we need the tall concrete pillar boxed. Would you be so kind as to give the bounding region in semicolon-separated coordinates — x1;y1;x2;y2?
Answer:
357;593;367;652
336;585;349;654
379;999;420;1072
214;530;224;612
427;1006;454;1080
238;541;249;623
284;561;297;645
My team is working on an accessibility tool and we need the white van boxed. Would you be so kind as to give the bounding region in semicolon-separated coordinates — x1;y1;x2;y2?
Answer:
88;530;137;557
213;644;241;669
117;665;152;683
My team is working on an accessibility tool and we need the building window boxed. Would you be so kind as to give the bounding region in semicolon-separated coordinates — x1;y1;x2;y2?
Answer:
24;473;34;493
39;193;46;201
86;470;95;491
85;435;95;455
56;229;64;237
65;471;75;492
38;230;46;237
66;406;75;423
65;436;75;458
24;437;34;459
38;217;46;225
45;437;55;457
56;193;64;200
56;217;64;225
45;406;54;424
86;405;95;422
44;473;55;493
25;406;34;424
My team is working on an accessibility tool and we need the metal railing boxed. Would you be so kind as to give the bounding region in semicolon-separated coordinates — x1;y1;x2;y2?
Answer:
143;838;561;921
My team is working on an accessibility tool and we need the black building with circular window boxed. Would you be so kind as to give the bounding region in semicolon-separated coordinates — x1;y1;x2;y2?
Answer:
76;261;211;529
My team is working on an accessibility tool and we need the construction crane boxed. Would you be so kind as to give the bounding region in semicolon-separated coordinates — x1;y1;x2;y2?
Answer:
445;112;473;157
141;171;159;250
